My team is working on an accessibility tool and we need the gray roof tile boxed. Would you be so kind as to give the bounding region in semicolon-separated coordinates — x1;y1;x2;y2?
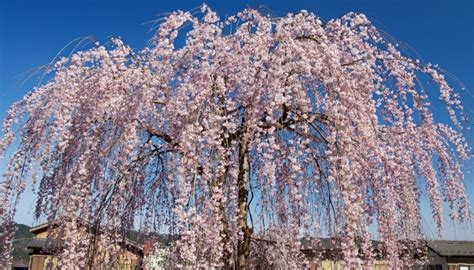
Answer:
428;240;474;256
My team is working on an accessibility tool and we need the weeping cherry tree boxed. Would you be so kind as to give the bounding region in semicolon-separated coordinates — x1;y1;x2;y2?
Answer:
0;5;471;269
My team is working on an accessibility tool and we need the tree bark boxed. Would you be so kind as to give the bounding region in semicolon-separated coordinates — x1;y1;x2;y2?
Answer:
236;132;251;269
217;167;232;268
219;200;233;268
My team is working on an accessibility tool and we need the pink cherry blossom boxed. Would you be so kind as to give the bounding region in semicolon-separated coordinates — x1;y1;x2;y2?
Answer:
0;7;471;269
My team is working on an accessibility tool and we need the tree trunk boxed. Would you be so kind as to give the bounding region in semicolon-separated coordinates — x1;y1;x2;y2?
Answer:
236;133;251;269
219;201;233;268
217;168;232;268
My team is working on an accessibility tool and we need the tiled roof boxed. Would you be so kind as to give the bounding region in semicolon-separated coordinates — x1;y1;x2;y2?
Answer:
26;222;143;254
25;238;63;253
29;223;50;234
428;240;474;257
300;237;385;251
25;237;143;255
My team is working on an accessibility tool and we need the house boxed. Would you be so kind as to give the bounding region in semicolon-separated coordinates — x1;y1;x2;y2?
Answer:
301;238;474;270
247;237;391;269
308;239;474;270
303;238;389;270
21;225;474;270
142;240;172;270
425;240;474;270
26;223;143;270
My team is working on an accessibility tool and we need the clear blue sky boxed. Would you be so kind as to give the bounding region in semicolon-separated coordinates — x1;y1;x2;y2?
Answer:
0;0;473;239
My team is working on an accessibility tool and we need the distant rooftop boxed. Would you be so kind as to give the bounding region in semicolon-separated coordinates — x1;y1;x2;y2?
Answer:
428;240;474;257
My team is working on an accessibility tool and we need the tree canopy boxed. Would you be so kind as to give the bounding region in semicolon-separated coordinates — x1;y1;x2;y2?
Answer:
0;5;471;269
